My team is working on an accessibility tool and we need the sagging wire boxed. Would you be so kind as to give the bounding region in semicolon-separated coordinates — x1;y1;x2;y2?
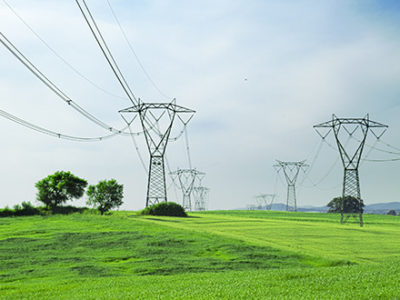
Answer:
165;155;180;201
120;113;148;173
184;126;192;170
0;108;124;142
2;0;128;101
299;135;350;190
75;0;137;105
0;32;140;136
105;0;170;100
299;139;324;185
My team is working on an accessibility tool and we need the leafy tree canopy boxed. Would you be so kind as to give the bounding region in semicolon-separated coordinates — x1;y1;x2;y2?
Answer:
327;196;364;213
86;179;123;215
35;171;87;209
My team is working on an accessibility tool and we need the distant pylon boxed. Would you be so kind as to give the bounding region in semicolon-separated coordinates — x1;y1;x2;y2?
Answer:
120;99;195;207
193;186;210;211
274;160;308;211
170;168;205;211
254;194;276;210
314;114;388;226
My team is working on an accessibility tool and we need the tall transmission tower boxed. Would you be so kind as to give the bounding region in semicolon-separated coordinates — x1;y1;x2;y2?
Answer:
120;100;195;207
254;194;276;210
274;160;308;212
170;168;205;211
193;186;210;211
314;114;388;226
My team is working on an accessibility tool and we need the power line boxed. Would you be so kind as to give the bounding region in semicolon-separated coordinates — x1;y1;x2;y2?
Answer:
2;0;128;101
299;139;324;185
377;138;400;153
0;32;138;136
105;0;170;100
350;135;400;156
362;158;400;162
120;113;148;173
0;108;123;142
184;126;192;169
75;0;137;105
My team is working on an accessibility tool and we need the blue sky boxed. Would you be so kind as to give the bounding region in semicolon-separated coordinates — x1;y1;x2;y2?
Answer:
1;0;400;210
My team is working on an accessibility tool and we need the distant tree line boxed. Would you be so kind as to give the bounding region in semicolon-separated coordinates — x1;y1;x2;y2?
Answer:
0;171;124;217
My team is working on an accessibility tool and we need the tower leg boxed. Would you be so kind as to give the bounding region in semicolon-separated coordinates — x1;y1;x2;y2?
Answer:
182;193;191;211
146;155;167;207
287;184;296;212
342;169;363;226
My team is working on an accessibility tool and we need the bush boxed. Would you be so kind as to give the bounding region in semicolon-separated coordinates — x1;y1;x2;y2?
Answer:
0;203;89;218
0;206;14;217
14;202;40;216
49;205;88;215
141;202;187;217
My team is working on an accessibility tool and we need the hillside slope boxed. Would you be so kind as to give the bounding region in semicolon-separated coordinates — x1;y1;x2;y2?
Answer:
1;211;400;299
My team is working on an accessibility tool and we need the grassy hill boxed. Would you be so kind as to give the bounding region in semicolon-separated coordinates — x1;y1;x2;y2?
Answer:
1;210;400;299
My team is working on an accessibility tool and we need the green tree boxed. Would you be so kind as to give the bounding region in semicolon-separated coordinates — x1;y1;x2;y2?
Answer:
327;196;364;213
35;171;87;209
86;179;123;215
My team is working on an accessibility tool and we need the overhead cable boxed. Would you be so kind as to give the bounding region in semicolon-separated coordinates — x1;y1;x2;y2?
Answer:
362;158;400;162
0;108;123;142
184;126;192;169
75;0;137;105
2;0;128;101
120;113;148;173
377;138;400;152
349;134;400;156
299;139;324;185
0;32;139;136
106;0;170;100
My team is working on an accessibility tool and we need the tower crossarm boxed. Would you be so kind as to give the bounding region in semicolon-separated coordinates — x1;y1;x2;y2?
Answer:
274;160;308;185
119;102;195;114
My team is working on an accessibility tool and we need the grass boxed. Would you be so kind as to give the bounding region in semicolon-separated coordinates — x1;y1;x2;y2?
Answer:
1;210;400;299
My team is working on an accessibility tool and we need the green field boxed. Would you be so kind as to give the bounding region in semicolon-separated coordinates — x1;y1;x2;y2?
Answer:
1;210;400;299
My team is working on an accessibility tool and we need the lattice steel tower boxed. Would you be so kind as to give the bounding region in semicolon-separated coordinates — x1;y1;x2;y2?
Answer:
120;100;195;207
170;169;205;211
274;160;308;211
193;186;209;211
314;114;387;226
254;194;276;210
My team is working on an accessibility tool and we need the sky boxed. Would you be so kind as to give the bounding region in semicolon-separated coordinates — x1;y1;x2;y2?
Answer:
1;0;400;211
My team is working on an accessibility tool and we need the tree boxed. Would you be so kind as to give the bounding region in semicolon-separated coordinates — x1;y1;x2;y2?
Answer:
86;179;123;215
327;196;365;213
387;210;397;216
35;171;87;209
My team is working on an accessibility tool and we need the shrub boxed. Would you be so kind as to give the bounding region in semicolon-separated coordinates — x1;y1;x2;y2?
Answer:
0;206;14;218
14;202;40;216
50;205;88;215
141;202;187;217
